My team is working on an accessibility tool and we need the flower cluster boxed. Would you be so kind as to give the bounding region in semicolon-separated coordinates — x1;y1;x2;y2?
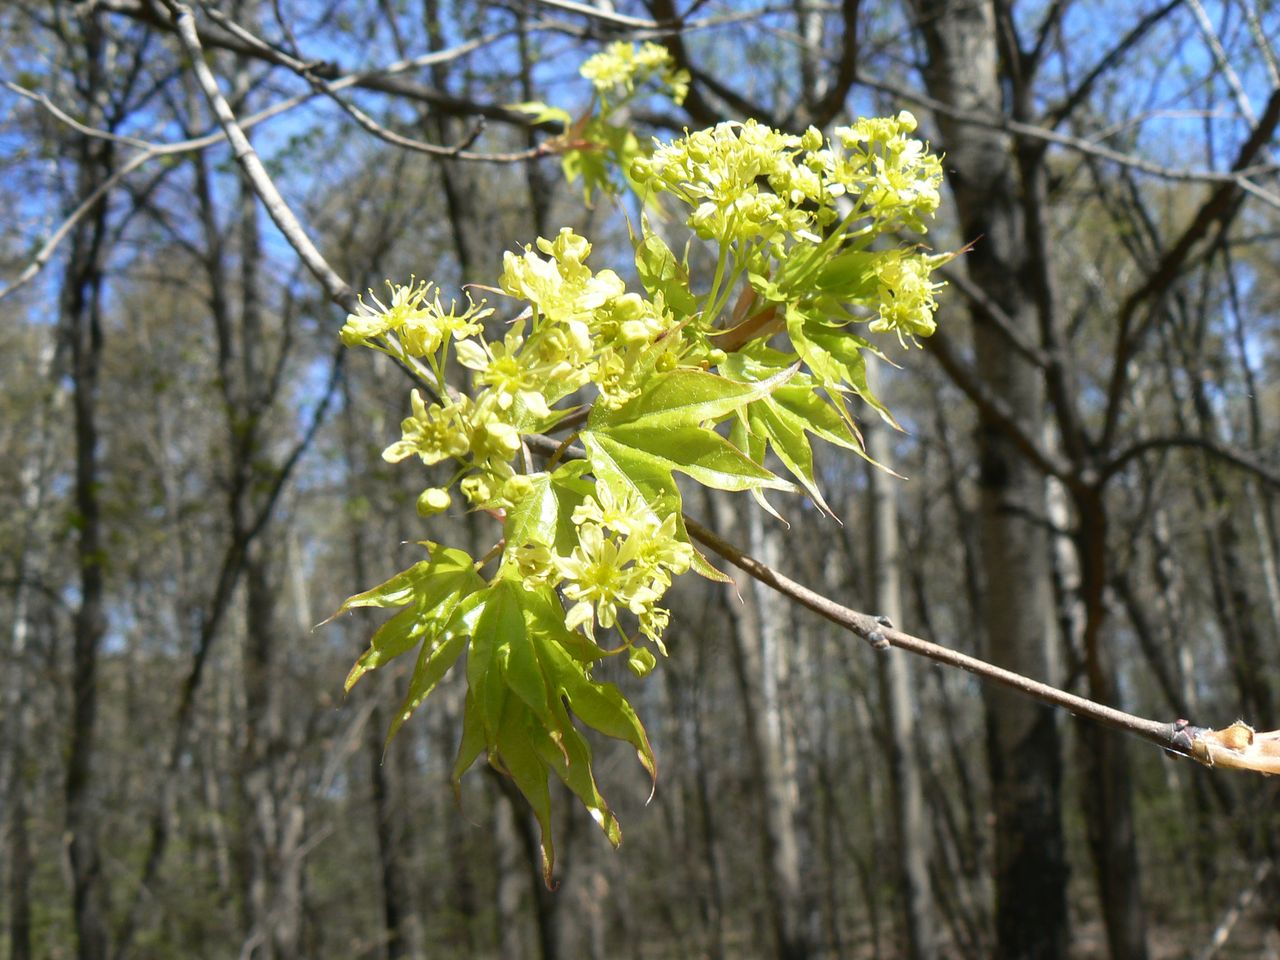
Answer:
343;44;951;664
832;111;943;232
340;279;491;355
631;112;944;252
556;485;693;661
579;40;690;106
500;228;685;409
869;251;946;345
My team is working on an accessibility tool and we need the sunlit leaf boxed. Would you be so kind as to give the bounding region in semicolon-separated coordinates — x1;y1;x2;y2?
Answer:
494;698;557;886
503;461;593;555
341;547;483;691
534;629;657;788
591;366;796;432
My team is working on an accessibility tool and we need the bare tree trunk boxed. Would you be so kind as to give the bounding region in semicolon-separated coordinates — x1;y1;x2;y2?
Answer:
690;628;728;960
4;335;56;960
61;11;114;955
231;62;307;949
710;494;811;960
494;792;528;960
5;477;39;960
341;377;421;960
491;775;562;960
910;3;1069;956
866;416;936;960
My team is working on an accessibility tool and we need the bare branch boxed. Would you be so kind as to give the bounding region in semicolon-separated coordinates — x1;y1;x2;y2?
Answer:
201;6;545;162
682;516;1181;747
1043;1;1179;130
0;80;321;301
1101;435;1280;491
646;0;778;127
922;329;1073;483
161;0;356;311
860;74;1280;208
531;0;662;30
936;263;1051;369
96;0;557;132
1098;86;1280;450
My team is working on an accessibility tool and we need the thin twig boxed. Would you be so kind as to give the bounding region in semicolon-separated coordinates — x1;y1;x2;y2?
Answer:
1;81;317;301
682;516;1179;746
202;6;545;162
1101;435;1280;490
861;74;1280;210
1195;859;1274;960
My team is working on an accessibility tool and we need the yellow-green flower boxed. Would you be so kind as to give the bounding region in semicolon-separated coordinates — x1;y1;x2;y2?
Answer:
467;394;523;464
381;390;471;465
416;487;452;516
557;524;661;639
457;327;553;419
400;289;492;357
340;280;493;357
580;41;689;105
340;279;433;346
571;483;648;536
869;252;944;345
501;229;626;326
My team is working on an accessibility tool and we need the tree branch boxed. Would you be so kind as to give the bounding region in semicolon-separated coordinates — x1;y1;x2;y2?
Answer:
859;73;1280;208
1098;85;1280;451
922;329;1073;482
162;0;356;312
201;6;546;162
0;79;318;301
98;0;560;132
1101;435;1280;491
683;516;1181;745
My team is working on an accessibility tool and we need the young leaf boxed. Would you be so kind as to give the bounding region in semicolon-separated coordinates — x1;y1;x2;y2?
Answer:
506;100;572;126
749;399;835;516
534;629;657;789
345;605;427;692
342;547;484;691
786;306;899;428
385;631;468;746
329;560;433;615
494;697;557;886
530;698;623;847
501;602;554;728
503;461;593;556
590;366;796;432
468;581;524;741
595;423;794;493
771;385;863;451
580;430;729;581
634;223;699;315
451;690;487;800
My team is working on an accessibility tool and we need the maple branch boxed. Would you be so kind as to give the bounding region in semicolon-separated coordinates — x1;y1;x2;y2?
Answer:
201;6;547;162
683;514;1280;776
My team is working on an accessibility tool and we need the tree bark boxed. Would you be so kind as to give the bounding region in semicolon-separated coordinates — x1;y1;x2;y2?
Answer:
910;2;1069;956
61;10;114;956
711;494;811;960
866;414;936;960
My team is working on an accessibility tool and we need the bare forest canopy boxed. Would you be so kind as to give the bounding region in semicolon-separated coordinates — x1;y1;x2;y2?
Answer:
2;3;1280;960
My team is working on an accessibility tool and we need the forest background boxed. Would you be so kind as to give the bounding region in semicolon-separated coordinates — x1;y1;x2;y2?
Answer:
2;1;1280;958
